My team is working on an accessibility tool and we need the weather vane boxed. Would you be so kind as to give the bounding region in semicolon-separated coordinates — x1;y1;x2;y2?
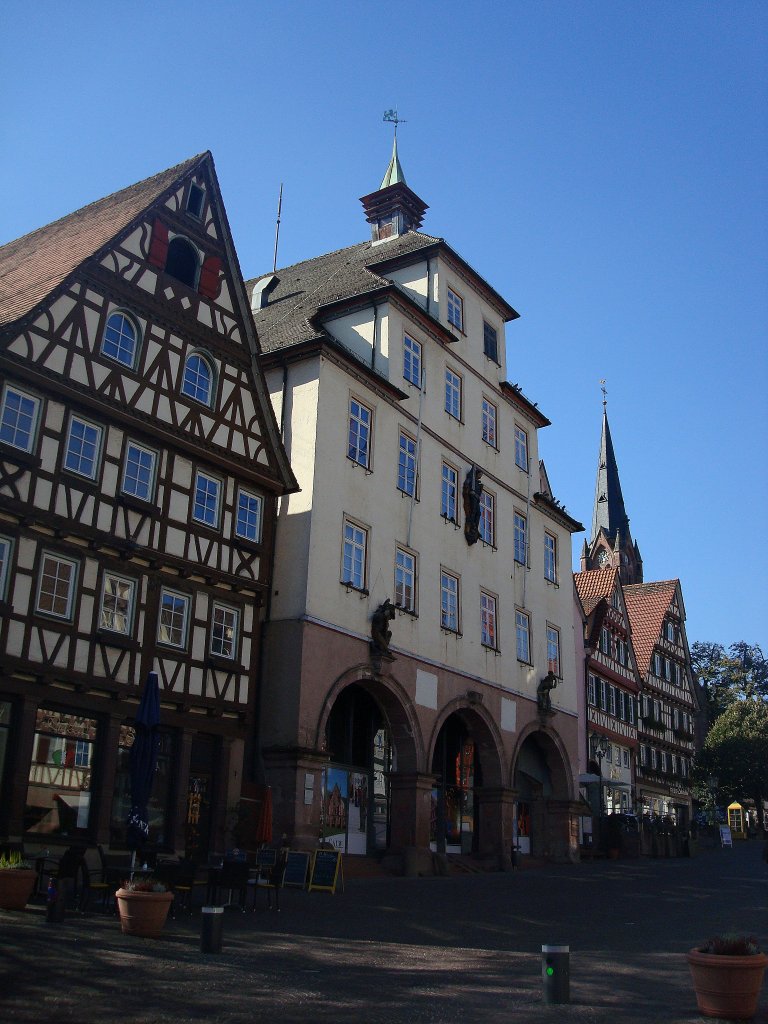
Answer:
600;379;607;410
383;109;406;137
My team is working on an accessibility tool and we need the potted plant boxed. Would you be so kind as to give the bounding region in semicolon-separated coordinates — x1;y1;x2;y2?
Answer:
686;933;768;1019
115;877;174;938
0;852;37;911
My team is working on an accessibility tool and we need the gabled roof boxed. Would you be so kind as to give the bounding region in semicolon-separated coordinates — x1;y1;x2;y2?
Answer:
0;155;206;329
574;567;618;617
623;580;680;678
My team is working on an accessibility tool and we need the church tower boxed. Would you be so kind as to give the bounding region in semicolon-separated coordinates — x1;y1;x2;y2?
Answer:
580;400;643;584
359;135;428;242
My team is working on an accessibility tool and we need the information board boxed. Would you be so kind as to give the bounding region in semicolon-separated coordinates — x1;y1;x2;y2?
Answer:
283;850;310;889
308;849;343;893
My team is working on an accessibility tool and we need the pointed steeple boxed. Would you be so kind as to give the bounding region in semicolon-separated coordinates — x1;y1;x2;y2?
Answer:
586;403;642;584
360;138;428;242
380;136;407;189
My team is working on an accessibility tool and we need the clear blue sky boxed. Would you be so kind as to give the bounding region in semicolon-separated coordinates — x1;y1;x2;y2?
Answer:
2;1;766;650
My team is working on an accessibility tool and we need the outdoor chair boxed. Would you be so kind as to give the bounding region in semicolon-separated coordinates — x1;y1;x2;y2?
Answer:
249;846;287;911
214;859;250;911
81;845;114;913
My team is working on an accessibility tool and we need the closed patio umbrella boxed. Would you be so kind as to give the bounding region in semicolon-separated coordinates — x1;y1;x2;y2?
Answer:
127;671;160;863
253;785;273;846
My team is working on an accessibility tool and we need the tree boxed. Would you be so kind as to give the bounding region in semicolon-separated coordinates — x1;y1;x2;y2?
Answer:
690;641;767;721
693;699;768;830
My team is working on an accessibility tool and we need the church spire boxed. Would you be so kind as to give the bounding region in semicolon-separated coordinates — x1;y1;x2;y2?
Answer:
380;136;406;189
360;113;428;242
586;391;643;583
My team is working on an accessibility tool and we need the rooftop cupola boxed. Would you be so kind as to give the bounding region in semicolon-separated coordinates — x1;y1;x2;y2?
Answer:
360;136;428;242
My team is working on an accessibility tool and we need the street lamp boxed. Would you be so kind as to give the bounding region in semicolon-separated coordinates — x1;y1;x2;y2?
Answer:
590;733;609;815
707;775;719;827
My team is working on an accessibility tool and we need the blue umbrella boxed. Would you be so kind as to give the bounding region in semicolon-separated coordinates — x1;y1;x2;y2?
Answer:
126;671;160;854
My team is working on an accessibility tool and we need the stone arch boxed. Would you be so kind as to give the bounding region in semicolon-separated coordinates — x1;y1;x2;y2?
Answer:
510;722;574;801
427;696;506;787
314;662;423;774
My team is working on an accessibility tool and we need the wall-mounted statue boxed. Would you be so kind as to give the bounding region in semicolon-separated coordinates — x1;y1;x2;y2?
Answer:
462;466;484;546
537;671;558;713
370;599;396;663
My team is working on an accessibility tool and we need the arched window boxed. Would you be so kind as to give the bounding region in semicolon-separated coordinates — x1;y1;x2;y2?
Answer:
102;312;139;368
182;353;213;406
165;237;199;288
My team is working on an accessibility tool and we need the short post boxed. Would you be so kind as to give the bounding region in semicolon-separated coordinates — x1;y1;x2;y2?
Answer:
200;906;224;953
541;944;570;1004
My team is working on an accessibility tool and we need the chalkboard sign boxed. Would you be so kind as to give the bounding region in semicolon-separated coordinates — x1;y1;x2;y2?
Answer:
308;849;343;893
283;850;310;889
719;826;733;848
256;848;277;869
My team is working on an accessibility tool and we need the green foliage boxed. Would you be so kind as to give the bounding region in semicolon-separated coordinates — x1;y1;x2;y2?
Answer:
701;934;762;956
692;698;768;827
691;641;767;720
120;877;168;893
0;852;31;870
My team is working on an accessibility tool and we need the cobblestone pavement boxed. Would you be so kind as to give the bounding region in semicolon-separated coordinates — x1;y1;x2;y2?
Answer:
1;840;766;1024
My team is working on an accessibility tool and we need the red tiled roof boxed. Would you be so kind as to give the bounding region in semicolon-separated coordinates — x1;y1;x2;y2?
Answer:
573;567;617;617
623;580;680;678
0;154;207;328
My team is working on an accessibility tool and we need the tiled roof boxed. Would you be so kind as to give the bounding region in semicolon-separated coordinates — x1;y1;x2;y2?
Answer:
0;154;206;329
623;580;680;678
573;567;617;617
246;231;442;354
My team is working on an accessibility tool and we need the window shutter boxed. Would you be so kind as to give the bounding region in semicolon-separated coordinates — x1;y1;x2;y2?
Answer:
199;255;222;299
148;219;169;268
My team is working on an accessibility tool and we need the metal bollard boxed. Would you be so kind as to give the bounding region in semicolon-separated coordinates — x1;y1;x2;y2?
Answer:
200;906;224;953
541;944;570;1004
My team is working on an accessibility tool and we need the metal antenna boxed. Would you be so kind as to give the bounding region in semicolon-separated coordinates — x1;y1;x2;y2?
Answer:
272;183;283;274
600;379;608;410
383;108;407;137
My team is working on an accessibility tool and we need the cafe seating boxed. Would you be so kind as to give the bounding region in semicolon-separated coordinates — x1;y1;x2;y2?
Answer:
210;859;250;911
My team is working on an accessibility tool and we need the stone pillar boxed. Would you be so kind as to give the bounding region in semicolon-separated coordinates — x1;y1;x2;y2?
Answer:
546;799;582;862
263;747;329;851
475;786;516;867
388;771;435;850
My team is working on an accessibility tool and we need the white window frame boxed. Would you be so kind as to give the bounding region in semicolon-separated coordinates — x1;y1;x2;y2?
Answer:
403;334;422;388
63;414;103;480
514;425;528;472
210;602;240;660
0;383;41;454
36;552;78;620
0;535;13;601
481;397;497;447
515;609;530;663
587;674;597;706
440;569;460;633
235;487;263;543
479;489;495;546
158;588;190;648
447;286;463;331
192;470;222;529
122;440;157;502
182;351;215;407
628;699;635;725
102;310;140;369
600;679;608;711
395;547;417;613
342;518;368;591
544;533;557;583
441;462;458;523
483;321;498;361
481;591;498;650
397;431;417;496
546;624;560;676
99;571;136;635
348;397;372;469
444;367;462;420
600;627;611;655
513;512;527;565
609;685;617;716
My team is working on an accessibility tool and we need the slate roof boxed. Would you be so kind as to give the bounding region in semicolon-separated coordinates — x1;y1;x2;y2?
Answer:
591;409;631;548
246;231;442;354
623;580;679;678
0;154;206;329
573;567;618;617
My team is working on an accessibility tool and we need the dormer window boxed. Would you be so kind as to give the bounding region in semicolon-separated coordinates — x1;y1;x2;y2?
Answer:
187;184;205;219
165;237;199;288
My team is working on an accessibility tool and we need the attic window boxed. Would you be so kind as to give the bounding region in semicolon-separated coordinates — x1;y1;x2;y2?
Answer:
187;184;205;219
165;237;199;288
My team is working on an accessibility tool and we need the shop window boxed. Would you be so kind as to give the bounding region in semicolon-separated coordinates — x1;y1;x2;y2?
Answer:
24;708;97;836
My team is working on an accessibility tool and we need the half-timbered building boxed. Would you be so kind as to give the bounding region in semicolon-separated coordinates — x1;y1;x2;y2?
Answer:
0;153;296;858
574;567;641;821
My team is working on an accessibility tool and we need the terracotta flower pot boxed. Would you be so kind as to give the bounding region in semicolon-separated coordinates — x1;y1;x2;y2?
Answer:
686;947;768;1020
0;869;37;911
115;888;174;938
